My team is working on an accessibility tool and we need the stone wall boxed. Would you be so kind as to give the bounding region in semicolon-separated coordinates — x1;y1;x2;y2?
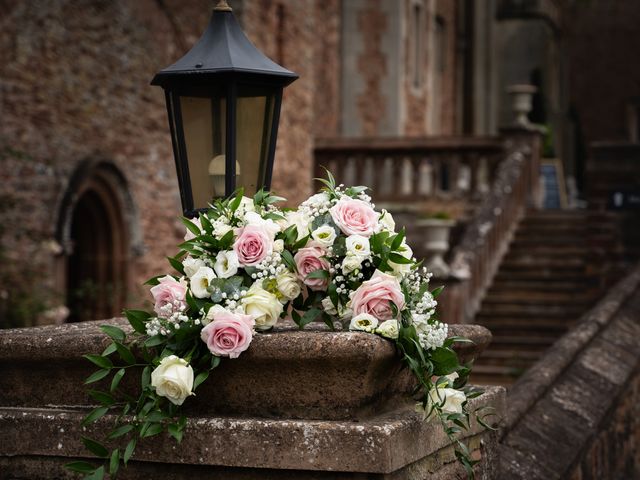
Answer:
499;264;640;479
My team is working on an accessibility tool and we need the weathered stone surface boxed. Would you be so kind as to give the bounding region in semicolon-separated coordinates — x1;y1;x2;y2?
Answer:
0;320;490;421
0;386;504;479
499;263;640;479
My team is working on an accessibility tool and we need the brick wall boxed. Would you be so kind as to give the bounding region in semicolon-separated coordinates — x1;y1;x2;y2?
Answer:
0;0;339;324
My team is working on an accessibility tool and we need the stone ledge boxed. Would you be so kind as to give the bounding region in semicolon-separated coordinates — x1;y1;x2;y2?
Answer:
0;321;490;421
0;385;504;476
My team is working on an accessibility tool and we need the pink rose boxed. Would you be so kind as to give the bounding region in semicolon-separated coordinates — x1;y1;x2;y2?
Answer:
150;275;187;318
351;270;405;321
329;197;378;237
184;217;203;241
200;311;255;359
294;245;331;291
233;225;273;266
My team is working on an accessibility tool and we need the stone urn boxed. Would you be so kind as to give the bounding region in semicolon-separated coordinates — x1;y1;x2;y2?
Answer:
506;84;537;127
416;218;456;277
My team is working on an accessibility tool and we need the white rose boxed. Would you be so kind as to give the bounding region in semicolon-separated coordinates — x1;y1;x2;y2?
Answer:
273;239;284;252
346;235;370;257
214;250;239;278
342;253;364;274
390;242;413;277
190;266;216;298
241;282;284;331
376;319;399;339
349;313;378;332
428;387;466;415
311;225;337;247
244;211;280;238
202;304;230;326
444;372;459;387
276;272;301;302
212;220;233;238
238;196;256;214
182;257;206;278
378;209;396;232
284;211;311;240
150;355;194;406
321;296;338;315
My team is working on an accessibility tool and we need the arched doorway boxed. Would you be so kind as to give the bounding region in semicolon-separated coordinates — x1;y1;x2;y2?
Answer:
57;161;138;322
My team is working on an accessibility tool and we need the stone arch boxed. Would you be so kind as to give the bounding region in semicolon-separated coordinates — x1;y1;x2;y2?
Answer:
55;160;141;322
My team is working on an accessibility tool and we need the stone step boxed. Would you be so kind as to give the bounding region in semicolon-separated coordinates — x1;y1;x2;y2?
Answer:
490;279;594;292
477;304;583;318
507;246;590;257
475;349;541;365
500;257;587;269
483;290;595;304
479;318;574;332
487;335;556;350
494;270;589;282
469;365;524;385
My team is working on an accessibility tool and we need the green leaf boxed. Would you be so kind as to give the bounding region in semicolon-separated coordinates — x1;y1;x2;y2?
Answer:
123;439;136;465
141;423;163;438
88;390;115;406
181;217;202;236
107;424;135;440
109;449;120;477
143;275;163;286
211;356;221;369
168;423;184;443
193;370;209;390
431;285;445;298
388;252;413;264
110;368;125;392
390;228;406;250
83;354;113;370
101;343;117;356
141;365;151;389
280;249;297;273
124;309;150;334
228;189;244;212
431;347;460;376
144;335;164;348
85;369;110;385
65;461;97;474
85;466;105;480
305;269;329;280
82;437;109;458
298;308;322;329
168;256;186;275
115;342;136;365
100;325;126;343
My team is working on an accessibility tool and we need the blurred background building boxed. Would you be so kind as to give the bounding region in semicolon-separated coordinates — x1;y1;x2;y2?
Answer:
2;0;640;384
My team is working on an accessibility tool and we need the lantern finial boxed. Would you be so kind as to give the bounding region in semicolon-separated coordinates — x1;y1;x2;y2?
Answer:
214;0;232;12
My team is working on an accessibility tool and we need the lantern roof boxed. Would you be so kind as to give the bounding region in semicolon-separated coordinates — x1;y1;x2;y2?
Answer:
151;3;298;89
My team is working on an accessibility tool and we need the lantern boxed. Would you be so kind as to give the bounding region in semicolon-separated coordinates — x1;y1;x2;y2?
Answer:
151;0;298;216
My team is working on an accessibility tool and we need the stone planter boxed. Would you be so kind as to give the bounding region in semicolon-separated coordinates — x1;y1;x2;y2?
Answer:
506;84;537;127
416;218;456;277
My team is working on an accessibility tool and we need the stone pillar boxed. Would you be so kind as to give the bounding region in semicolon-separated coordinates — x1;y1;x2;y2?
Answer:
0;320;504;479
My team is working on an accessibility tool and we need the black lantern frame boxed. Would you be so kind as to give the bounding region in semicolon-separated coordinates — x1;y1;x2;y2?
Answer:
151;1;298;217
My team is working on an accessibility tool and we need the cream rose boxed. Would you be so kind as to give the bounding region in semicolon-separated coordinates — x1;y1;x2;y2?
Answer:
150;355;194;406
390;242;413;277
376;319;399;339
428;387;466;415
378;209;396;232
241;283;284;331
276;272;302;302
349;313;379;332
342;253;364;274
311;225;337;248
182;257;206;279
214;250;239;278
190;266;216;298
321;296;338;315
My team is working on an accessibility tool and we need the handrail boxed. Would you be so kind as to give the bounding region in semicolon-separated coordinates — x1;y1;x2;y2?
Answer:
449;129;542;322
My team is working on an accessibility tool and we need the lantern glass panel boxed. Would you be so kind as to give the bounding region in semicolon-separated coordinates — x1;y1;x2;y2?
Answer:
180;95;227;207
235;86;276;196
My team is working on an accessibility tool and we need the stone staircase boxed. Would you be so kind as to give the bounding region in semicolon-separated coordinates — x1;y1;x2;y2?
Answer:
471;209;619;385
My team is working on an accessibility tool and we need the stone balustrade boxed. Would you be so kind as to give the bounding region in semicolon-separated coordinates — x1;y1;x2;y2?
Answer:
0;320;504;479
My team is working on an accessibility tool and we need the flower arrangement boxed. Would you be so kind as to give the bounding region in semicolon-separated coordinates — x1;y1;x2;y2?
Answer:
68;172;492;479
